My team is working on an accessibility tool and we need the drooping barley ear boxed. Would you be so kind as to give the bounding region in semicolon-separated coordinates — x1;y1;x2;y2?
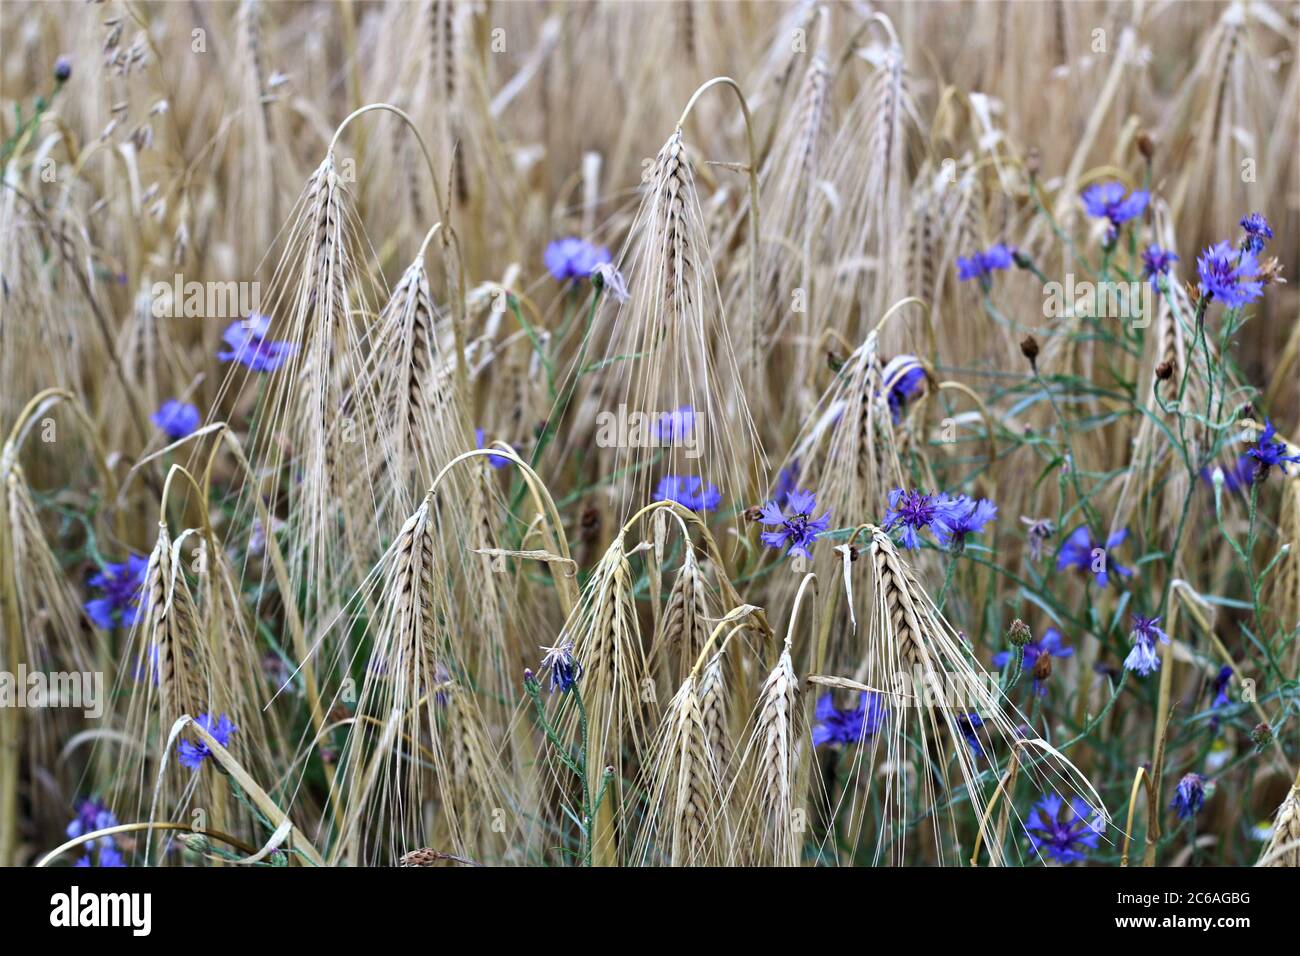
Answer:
332;500;437;863
725;42;833;426
651;547;714;688
564;124;765;515
334;494;513;865
547;533;648;865
697;651;733;778
1259;788;1300;867
824;16;922;338
729;644;802;866
141;523;206;730
779;329;907;663
3;468;94;678
233;0;279;262
1;466;102;860
439;680;517;858
194;523;286;785
363;254;467;510
633;675;728;866
223;147;386;666
825;526;1106;866
111;521;219;843
1164;4;1276;241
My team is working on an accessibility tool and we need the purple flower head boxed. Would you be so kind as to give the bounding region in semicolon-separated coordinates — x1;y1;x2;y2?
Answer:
1239;213;1273;254
882;489;961;550
759;488;831;560
1246;419;1300;479
474;428;512;469
932;495;997;550
151;399;200;440
655;475;722;512
653;405;696;444
84;554;149;630
1021;516;1056;561
1211;665;1233;710
1056;525;1132;588
812;692;885;747
993;627;1074;695
218;315;297;372
177;713;237;770
1196;241;1263;308
957;713;985;759
76;843;126;867
95;844;126;867
882;355;927;422
544;237;611;283
1025;793;1104;863
1123;613;1169;677
956;243;1015;283
1141;245;1179;281
538;641;582;694
1081;181;1149;242
1171;773;1206;820
67;798;119;848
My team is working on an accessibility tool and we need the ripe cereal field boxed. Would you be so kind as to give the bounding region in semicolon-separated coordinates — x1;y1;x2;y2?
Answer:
0;0;1298;872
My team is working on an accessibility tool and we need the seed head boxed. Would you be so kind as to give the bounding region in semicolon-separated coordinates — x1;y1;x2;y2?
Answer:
1020;334;1040;367
1137;131;1156;161
1008;619;1033;647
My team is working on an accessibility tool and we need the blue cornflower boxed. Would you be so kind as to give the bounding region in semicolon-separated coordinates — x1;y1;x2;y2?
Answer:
655;475;721;512
882;489;959;550
1123;613;1170;677
956;243;1014;283
151;399;200;440
217;315;297;372
1171;773;1206;819
812;692;885;747
1211;665;1233;710
1196;241;1263;308
538;641;582;694
759;488;831;560
1081;181;1149;242
177;713;237;770
1209;665;1233;732
957;713;985;759
1246;419;1300;479
932;495;997;549
993;627;1074;696
474;428;512;469
67;798;118;848
1239;213;1273;254
544;237;611;283
653;405;696;444
882;355;927;422
84;555;149;630
1025;793;1104;863
76;843;126;867
1056;525;1132;588
1141;244;1179;281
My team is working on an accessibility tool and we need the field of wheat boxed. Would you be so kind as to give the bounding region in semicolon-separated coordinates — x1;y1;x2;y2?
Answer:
0;0;1297;870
